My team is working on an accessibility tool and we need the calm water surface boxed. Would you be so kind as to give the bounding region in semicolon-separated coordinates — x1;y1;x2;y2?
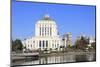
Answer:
12;53;96;66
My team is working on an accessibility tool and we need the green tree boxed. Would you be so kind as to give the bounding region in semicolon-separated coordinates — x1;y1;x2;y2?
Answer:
67;45;72;48
75;36;89;50
12;39;23;52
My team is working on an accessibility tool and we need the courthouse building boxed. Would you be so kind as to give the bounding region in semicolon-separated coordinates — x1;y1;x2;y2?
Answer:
22;14;72;51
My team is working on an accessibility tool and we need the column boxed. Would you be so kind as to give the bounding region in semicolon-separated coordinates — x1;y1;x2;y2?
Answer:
44;25;45;36
37;40;39;49
45;26;47;36
39;27;40;36
49;40;52;48
41;40;43;50
49;26;50;36
44;40;46;49
45;27;46;36
41;25;42;36
49;40;50;49
42;27;44;36
50;27;51;36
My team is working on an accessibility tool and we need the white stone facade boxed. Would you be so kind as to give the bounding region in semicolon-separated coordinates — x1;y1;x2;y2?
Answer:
22;14;63;51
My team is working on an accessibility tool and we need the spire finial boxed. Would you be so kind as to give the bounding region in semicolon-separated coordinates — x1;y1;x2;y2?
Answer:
44;8;49;17
44;14;50;18
44;8;50;18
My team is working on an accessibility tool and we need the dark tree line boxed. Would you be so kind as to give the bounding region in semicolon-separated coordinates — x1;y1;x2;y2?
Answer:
12;39;23;52
74;36;89;50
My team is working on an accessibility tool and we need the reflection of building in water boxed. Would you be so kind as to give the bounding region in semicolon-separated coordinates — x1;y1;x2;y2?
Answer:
21;54;95;65
29;55;75;64
22;14;73;51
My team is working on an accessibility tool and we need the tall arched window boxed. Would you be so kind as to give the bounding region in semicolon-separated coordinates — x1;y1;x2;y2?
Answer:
52;44;54;48
42;27;44;36
39;41;41;48
31;44;32;48
43;40;45;48
40;27;41;36
46;40;48;47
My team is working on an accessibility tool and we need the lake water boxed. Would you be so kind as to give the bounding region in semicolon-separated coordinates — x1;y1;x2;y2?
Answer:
12;53;96;66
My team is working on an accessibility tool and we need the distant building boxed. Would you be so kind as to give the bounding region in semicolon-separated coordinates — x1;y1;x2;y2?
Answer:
62;32;72;47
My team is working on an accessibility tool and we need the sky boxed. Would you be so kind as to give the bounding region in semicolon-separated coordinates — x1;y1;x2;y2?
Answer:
12;0;96;43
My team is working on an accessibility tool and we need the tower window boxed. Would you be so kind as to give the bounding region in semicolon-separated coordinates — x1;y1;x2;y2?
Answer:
42;27;44;36
33;41;35;43
40;27;41;36
50;27;52;36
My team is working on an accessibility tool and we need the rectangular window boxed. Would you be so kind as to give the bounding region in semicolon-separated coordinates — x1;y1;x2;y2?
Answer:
28;44;29;47
47;27;49;36
42;27;44;36
46;41;48;47
40;27;41;36
55;44;56;48
33;41;35;43
45;27;46;36
50;27;52;36
43;41;45;48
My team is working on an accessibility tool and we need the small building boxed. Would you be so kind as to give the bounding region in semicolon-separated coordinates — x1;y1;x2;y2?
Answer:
62;32;72;47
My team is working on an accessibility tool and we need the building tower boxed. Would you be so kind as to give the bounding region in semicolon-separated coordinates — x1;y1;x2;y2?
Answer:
35;14;58;37
62;33;67;47
66;32;72;47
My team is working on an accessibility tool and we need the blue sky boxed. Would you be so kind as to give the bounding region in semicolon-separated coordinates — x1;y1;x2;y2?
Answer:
12;1;96;43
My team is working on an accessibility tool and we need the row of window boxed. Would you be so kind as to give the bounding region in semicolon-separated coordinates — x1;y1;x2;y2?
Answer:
27;44;34;48
27;44;59;49
39;27;52;36
28;41;35;43
27;40;60;48
39;40;48;48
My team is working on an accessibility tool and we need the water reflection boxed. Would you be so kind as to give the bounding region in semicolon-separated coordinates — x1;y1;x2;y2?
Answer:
18;53;95;66
38;55;75;64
